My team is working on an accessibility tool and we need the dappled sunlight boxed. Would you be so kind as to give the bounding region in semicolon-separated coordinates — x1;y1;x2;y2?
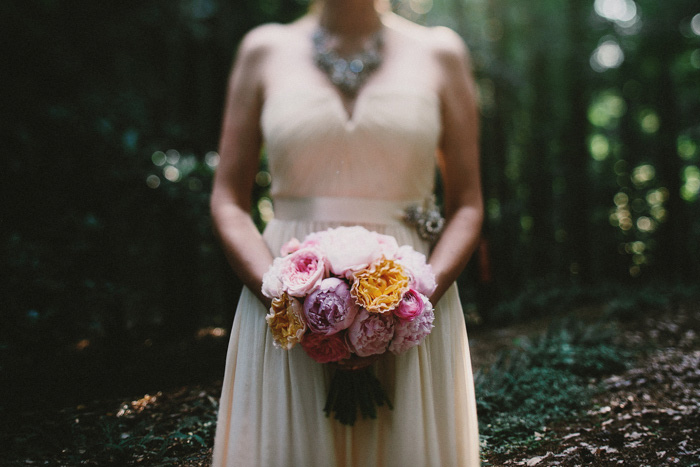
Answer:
116;392;161;418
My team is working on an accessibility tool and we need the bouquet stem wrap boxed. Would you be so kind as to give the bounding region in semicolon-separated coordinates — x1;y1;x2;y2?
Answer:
324;367;393;426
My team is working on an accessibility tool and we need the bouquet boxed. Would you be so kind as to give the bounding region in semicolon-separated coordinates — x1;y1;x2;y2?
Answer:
262;226;436;425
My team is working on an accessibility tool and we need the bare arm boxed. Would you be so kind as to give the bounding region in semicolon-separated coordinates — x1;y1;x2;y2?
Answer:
428;29;484;303
211;28;276;307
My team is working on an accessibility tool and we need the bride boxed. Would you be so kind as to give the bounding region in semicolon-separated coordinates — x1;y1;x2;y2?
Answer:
210;0;483;465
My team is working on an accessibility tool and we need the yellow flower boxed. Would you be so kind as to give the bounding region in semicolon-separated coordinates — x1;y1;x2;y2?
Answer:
266;293;306;349
351;258;409;314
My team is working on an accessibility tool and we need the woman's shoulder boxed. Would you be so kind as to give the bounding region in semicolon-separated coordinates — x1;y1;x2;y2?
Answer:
235;19;311;60
386;13;468;63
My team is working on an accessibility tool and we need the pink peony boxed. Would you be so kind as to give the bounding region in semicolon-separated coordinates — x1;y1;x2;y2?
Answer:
280;238;301;256
347;309;395;357
302;232;323;246
317;226;383;278
303;278;358;335
300;332;352;363
389;297;435;355
261;257;285;299
279;247;327;297
394;245;437;297
393;289;426;321
375;233;399;259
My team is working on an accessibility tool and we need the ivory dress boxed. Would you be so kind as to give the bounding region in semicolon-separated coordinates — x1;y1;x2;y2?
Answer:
211;84;480;467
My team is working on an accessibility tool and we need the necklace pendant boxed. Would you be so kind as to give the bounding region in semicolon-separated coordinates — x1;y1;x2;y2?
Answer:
313;26;384;96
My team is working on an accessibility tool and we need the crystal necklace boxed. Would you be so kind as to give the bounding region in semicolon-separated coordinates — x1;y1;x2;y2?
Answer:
312;25;384;96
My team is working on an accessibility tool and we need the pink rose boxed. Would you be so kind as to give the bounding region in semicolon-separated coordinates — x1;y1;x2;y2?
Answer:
318;226;383;278
279;247;327;297
389;297;435;355
393;289;425;321
347;309;395;357
300;332;352;363
394;245;437;296
303;278;358;335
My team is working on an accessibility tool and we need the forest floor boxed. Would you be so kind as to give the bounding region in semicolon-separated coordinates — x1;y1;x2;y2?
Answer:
2;301;699;466
482;302;700;466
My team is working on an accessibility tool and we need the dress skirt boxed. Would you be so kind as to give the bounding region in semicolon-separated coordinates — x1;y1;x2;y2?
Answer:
211;211;480;467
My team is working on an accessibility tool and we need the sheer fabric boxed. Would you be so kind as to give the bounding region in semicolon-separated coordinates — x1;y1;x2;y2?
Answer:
211;86;480;467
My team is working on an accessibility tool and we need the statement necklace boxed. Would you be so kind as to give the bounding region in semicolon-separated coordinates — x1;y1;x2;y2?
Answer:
312;25;384;96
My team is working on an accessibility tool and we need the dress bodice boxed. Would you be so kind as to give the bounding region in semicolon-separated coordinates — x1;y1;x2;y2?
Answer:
261;85;442;203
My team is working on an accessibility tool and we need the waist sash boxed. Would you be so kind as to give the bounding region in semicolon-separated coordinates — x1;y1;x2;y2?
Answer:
272;196;420;226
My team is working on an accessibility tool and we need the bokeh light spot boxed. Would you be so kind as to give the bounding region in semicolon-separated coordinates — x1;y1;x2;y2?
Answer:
588;92;626;128
409;0;433;15
151;151;166;166
594;0;637;23
591;40;625;72
258;197;274;223
632;164;655;187
631;241;645;254
590;134;611;160
681;165;700;201
639;111;660;134
631;197;646;213
165;149;180;164
691;49;700;69
691;13;700;36
205;151;220;169
614;159;628;175
487;198;501;220
146;175;161;189
677;136;697;160
255;171;272;187
636;216;654;232
614;192;629;206
163;166;181;182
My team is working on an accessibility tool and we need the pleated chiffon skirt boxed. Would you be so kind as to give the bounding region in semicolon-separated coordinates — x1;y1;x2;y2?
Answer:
211;217;480;467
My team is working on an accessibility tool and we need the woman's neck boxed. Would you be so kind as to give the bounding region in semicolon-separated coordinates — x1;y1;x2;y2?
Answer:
317;0;383;37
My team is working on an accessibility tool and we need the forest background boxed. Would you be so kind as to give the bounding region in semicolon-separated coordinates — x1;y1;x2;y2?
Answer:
2;0;700;415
